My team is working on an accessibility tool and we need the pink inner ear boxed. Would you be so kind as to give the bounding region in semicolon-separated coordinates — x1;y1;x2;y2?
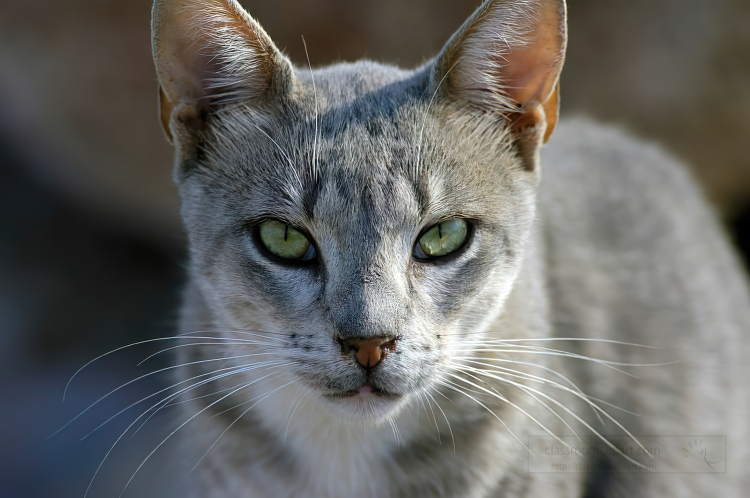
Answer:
443;0;566;116
154;0;276;107
497;5;564;106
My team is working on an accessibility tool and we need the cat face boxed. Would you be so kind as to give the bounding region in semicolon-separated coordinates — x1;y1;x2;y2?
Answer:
153;0;565;423
177;69;537;420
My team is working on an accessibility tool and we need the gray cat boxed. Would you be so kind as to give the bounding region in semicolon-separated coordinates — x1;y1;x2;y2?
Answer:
148;0;750;496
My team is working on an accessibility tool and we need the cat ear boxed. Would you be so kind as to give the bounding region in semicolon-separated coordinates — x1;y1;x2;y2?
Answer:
433;0;567;171
152;0;295;143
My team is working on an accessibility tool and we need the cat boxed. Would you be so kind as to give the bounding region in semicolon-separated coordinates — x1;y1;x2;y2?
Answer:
145;0;750;496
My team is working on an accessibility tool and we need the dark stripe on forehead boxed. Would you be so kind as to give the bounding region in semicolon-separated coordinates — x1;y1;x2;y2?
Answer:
334;169;356;206
411;174;432;218
301;172;322;221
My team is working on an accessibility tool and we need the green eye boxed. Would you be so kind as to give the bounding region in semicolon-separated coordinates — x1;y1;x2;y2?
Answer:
415;219;468;259
259;220;315;261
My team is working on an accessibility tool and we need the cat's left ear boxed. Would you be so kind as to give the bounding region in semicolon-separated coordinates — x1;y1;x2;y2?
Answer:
433;0;567;172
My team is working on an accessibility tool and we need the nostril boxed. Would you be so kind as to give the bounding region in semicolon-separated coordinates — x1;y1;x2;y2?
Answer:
337;336;359;355
380;337;397;352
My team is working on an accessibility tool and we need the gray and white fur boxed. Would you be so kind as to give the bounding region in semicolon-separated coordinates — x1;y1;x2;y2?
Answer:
148;0;750;496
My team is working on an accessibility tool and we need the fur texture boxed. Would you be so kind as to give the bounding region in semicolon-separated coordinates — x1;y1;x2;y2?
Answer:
147;1;750;496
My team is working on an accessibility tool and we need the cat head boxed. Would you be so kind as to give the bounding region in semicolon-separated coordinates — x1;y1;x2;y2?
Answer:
152;0;566;423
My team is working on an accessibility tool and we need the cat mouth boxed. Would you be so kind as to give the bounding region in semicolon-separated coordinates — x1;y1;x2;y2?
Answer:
326;382;401;400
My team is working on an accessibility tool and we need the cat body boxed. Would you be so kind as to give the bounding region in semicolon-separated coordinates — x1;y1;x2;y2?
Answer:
150;0;750;496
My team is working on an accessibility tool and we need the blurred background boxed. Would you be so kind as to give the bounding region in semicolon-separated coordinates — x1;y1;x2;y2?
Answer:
1;0;749;496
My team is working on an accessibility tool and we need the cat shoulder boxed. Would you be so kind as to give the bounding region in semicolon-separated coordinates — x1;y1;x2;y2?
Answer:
538;117;725;247
541;118;705;210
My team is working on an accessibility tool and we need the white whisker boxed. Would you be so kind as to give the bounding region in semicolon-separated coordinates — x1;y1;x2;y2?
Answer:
441;369;569;449
84;361;286;441
129;364;287;439
302;36;319;179
284;383;312;445
426;389;455;453
451;365;581;441
433;377;527;451
62;335;281;400
191;379;299;474
116;370;288;498
52;351;284;438
449;347;649;377
423;391;441;444
416;59;459;176
454;357;605;424
450;365;652;469
138;341;276;365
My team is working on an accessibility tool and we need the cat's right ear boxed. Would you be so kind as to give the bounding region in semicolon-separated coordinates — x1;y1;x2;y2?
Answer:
152;0;295;144
432;0;567;173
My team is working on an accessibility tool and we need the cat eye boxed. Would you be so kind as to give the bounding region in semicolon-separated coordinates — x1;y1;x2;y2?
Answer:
259;220;316;261
414;218;468;259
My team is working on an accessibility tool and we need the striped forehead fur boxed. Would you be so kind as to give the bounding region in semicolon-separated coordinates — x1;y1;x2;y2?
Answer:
186;72;528;230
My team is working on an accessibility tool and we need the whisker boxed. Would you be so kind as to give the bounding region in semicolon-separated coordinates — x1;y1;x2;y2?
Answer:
442;336;661;349
83;364;282;498
178;328;290;339
52;350;284;438
433;377;528;451
137;341;275;365
450;356;643;432
127;363;287;440
449;347;650;377
441;369;570;449
128;383;252;441
453;364;581;440
457;341;669;365
191;378;299;474
412;391;433;442
430;386;455;405
415;391;428;425
116;370;288;498
406;391;419;422
82;360;286;441
425;389;455;453
249;122;304;192
209;369;297;418
387;416;403;446
62;334;282;400
451;365;652;468
454;357;606;424
393;416;403;445
301;36;319;179
422;391;441;444
284;383;312;445
416;59;459;177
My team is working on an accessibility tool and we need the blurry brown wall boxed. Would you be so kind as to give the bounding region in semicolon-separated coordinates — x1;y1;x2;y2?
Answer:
1;0;749;247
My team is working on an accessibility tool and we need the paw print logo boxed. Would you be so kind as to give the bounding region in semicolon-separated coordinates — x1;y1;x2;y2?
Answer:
682;439;719;470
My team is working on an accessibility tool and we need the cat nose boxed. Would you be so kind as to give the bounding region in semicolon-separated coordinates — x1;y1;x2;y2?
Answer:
338;336;397;370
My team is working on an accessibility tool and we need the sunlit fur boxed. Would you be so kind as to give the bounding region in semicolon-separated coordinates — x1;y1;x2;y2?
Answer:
438;0;565;113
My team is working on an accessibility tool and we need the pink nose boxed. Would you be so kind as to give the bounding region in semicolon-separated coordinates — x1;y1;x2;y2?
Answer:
339;336;397;369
